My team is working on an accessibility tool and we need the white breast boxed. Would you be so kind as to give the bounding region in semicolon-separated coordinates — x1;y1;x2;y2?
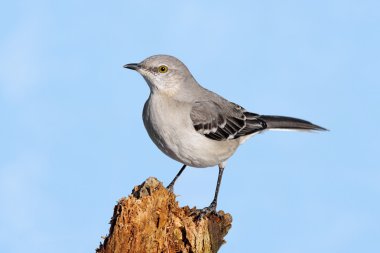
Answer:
142;95;240;168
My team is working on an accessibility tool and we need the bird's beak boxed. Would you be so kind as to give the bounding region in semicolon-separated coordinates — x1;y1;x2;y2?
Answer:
123;63;140;71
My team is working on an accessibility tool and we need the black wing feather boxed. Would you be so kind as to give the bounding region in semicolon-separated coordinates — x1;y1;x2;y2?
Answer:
190;101;267;141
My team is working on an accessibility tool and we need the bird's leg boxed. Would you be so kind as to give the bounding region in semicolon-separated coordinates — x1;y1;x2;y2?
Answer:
166;164;186;192
201;164;225;214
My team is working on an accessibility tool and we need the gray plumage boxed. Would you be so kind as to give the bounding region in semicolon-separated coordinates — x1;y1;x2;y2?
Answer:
124;54;326;213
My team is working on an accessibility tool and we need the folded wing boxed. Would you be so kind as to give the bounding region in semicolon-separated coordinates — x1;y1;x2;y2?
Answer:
190;100;267;141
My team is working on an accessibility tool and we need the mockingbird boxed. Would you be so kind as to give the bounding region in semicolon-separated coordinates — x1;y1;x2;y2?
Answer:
124;55;326;213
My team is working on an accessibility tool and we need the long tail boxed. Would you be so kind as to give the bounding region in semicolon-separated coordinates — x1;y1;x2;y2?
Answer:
258;115;327;131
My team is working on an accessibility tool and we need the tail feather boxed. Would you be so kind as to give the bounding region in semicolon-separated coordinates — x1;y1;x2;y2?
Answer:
258;115;327;131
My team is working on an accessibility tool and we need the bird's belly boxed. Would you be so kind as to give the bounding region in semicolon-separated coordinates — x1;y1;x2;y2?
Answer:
143;99;239;167
147;123;238;167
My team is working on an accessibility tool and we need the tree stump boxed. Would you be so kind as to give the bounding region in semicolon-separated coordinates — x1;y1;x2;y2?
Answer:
96;177;232;253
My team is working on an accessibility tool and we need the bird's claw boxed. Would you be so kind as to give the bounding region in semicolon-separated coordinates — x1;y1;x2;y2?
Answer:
200;204;217;214
190;202;220;220
166;184;174;193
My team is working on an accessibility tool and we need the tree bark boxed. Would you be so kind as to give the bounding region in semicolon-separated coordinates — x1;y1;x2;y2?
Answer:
96;177;232;253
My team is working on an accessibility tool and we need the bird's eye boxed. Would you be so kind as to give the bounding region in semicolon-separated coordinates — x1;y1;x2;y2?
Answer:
158;65;168;73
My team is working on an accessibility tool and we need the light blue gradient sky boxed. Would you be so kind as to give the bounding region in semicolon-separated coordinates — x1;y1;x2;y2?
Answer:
1;1;379;252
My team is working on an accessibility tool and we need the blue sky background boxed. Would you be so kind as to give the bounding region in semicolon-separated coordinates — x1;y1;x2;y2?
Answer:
1;1;379;252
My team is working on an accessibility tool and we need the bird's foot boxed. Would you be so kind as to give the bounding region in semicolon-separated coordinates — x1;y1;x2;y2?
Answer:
191;201;220;220
166;183;174;193
200;203;217;214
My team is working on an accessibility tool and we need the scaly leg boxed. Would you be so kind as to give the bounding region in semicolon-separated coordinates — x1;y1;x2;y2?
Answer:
167;164;187;192
201;164;225;213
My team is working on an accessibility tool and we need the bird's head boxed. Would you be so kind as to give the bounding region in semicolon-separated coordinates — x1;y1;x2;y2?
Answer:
124;55;197;96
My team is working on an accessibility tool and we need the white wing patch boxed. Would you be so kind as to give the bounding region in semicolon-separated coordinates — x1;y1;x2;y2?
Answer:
190;101;267;141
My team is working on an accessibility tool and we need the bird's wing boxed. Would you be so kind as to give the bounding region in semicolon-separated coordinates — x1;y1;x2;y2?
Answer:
190;100;267;141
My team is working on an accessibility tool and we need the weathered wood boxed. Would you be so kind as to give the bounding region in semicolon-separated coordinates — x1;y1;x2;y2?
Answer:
96;177;232;253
